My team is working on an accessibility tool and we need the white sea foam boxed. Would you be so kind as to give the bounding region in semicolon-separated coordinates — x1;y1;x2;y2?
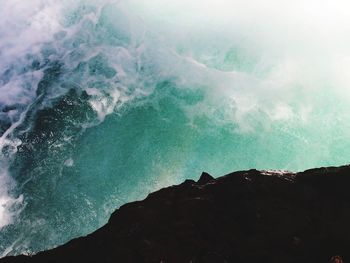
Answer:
0;0;63;113
123;0;350;130
0;165;23;229
0;0;64;230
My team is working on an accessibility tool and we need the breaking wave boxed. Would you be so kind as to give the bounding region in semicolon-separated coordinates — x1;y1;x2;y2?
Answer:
2;0;350;257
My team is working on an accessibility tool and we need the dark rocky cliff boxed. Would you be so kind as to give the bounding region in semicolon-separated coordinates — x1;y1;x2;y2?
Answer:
2;166;350;263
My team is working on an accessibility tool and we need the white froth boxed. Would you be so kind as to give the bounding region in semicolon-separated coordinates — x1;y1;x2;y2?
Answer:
64;158;74;167
0;166;23;229
0;0;64;233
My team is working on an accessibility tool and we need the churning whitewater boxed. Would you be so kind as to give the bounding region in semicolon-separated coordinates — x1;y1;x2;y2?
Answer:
2;0;350;257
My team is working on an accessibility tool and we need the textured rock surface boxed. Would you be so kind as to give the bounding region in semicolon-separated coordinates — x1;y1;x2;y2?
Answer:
2;166;350;263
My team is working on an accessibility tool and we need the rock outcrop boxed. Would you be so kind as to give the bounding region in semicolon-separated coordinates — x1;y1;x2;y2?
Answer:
2;166;350;263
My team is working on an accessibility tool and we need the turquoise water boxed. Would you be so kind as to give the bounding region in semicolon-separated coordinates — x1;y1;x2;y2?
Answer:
2;0;350;256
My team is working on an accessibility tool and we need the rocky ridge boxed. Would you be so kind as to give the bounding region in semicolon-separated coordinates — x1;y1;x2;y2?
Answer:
2;165;350;262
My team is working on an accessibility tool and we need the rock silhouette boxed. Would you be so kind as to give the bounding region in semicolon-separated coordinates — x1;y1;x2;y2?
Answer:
2;165;350;262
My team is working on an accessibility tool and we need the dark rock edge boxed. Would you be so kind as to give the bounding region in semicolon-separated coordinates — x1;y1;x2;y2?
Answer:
2;165;350;263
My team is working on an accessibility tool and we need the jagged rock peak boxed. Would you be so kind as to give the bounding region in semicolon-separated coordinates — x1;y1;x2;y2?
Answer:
197;172;215;184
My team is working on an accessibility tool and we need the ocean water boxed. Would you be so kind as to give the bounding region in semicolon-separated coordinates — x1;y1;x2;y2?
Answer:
2;0;350;256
